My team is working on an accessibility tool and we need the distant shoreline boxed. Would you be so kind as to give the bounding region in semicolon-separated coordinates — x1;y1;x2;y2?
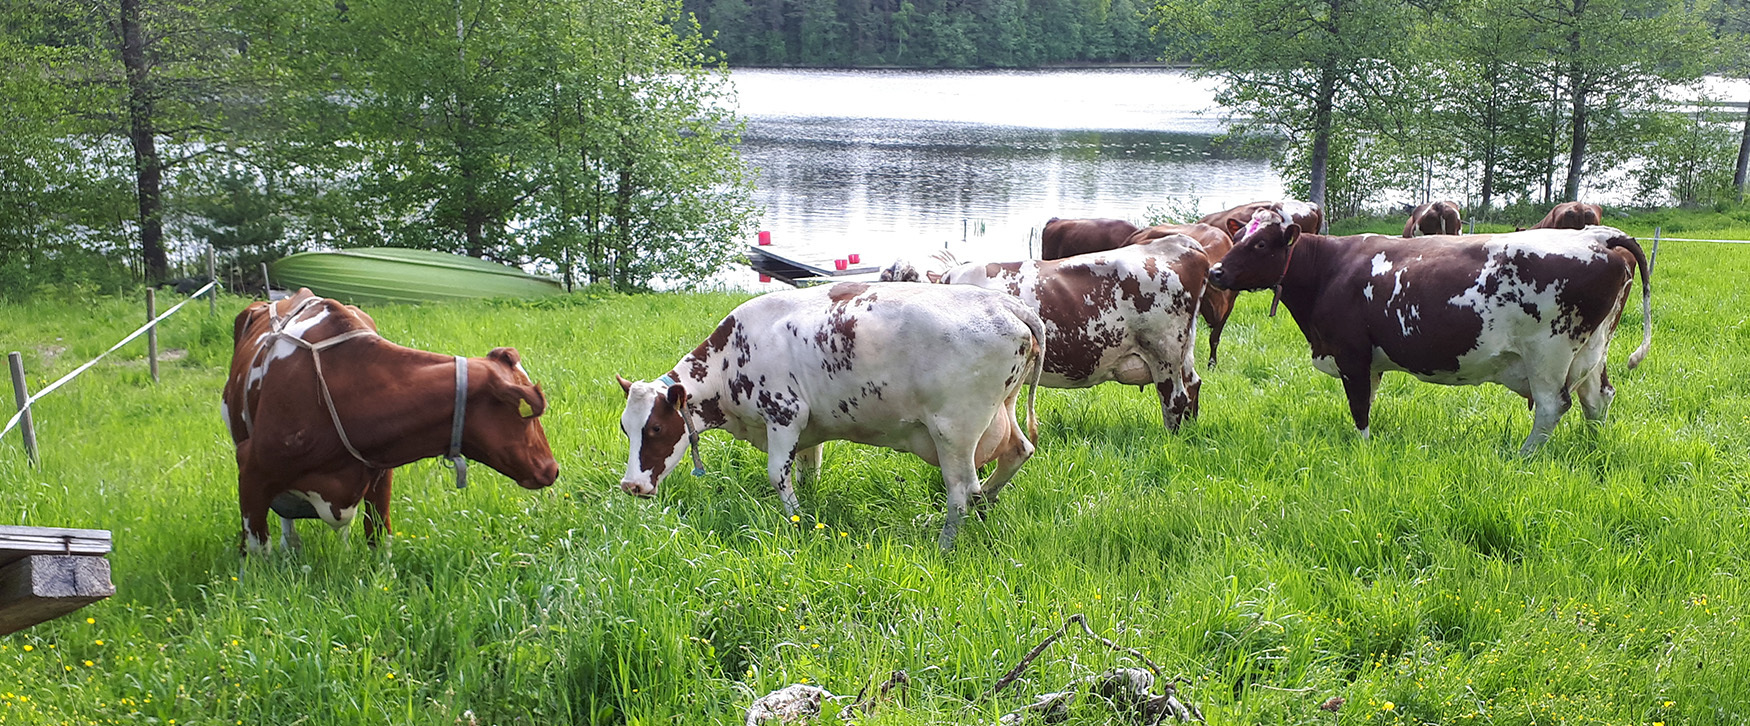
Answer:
723;62;1196;71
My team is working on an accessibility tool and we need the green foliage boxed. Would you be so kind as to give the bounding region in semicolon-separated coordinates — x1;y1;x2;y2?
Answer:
688;0;1161;67
2;236;1749;723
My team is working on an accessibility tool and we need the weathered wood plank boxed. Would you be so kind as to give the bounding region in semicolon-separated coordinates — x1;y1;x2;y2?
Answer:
0;555;116;636
0;525;112;567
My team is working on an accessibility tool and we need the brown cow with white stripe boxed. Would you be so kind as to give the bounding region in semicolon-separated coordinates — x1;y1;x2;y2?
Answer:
224;290;558;555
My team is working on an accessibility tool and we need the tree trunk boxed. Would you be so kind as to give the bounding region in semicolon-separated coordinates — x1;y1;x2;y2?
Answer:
1308;64;1337;213
120;0;167;281
612;166;634;290
1563;76;1588;202
1560;5;1586;203
1734;97;1749;201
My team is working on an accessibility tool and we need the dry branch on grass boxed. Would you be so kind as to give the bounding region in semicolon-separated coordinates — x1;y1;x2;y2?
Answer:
986;615;1204;725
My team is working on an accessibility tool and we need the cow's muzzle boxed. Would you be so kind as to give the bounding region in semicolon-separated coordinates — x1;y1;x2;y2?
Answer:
1206;263;1229;290
620;479;656;498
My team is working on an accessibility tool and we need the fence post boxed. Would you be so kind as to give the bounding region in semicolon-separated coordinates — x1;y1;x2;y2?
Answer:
207;247;218;316
146;289;159;384
1650;227;1662;276
261;262;271;296
7;352;39;468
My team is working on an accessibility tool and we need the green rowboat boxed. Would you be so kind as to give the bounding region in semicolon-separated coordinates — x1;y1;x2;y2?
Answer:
269;248;564;305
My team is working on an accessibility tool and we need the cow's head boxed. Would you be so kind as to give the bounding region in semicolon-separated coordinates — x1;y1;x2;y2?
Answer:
616;374;692;498
465;347;558;489
1207;212;1300;292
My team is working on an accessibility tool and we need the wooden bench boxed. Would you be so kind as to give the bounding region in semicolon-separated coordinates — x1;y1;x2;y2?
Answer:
0;525;115;636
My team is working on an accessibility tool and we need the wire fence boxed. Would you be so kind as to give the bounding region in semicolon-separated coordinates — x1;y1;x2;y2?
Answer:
4;280;219;465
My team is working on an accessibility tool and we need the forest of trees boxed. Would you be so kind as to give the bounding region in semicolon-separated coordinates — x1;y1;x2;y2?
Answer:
0;0;759;294
1158;0;1750;217
683;0;1162;67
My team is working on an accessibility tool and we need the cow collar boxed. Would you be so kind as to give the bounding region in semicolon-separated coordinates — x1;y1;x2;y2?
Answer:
658;373;707;476
444;355;469;489
1268;236;1300;318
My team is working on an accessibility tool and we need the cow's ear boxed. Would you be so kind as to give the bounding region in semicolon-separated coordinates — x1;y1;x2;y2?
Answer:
616;374;633;396
925;270;943;283
665;383;688;410
1226;217;1245;238
1283;224;1302;248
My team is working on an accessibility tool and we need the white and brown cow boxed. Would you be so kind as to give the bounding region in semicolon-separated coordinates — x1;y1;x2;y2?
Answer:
1404;201;1463;237
904;236;1208;429
616;282;1045;550
1206;212;1652;453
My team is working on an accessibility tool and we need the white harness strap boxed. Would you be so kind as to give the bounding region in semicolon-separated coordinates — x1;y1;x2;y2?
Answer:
443;355;469;488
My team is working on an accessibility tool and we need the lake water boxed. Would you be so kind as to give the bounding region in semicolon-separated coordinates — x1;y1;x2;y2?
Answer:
728;68;1280;287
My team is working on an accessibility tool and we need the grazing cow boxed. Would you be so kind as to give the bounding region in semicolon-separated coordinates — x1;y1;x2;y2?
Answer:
1127;223;1235;367
1206;213;1652;453
1199;200;1324;238
1527;202;1603;230
915;236;1208;429
1404;201;1463;237
616;282;1045;550
1040;218;1140;260
224;289;559;555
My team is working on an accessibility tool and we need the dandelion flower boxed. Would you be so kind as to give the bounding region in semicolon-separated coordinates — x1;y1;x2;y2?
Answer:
814;522;825;530
1382;702;1396;711
94;640;103;646
83;660;94;667
22;645;32;652
86;618;95;625
790;515;800;523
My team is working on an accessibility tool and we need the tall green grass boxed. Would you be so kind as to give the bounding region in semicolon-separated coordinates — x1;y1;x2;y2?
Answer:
2;240;1748;725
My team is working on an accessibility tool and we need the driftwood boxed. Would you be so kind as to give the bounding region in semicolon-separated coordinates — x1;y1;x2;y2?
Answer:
986;615;1204;724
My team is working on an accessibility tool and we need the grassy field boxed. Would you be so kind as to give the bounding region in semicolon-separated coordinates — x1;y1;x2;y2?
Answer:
2;237;1749;725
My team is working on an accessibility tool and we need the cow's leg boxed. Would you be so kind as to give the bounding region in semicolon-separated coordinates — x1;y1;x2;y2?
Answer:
794;444;824;491
360;468;393;547
1523;383;1573;454
238;452;274;557
1144;331;1201;430
1577;367;1615;422
765;426;804;515
928;420;985;551
279;517;302;552
1201;289;1234;368
1337;356;1381;439
973;397;1035;517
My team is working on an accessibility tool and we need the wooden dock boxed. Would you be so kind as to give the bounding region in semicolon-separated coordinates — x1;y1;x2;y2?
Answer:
746;245;881;287
0;525;115;635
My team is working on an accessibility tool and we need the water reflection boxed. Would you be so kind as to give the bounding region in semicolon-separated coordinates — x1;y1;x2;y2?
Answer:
727;69;1283;288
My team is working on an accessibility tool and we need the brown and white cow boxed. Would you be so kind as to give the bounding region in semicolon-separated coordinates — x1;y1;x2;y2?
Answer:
1526;202;1604;230
224;289;558;555
1206;213;1652;453
1404;201;1463;237
909;236;1208;429
1199;200;1324;238
1040;218;1141;260
1127;223;1236;367
616;282;1044;550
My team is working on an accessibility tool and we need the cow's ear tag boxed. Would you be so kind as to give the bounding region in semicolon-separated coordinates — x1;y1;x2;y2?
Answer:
518;399;535;418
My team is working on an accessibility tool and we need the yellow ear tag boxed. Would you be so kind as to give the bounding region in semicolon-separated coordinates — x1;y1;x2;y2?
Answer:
518;399;535;418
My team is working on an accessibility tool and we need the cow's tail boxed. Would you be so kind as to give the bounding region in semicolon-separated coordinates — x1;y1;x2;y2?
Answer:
1607;235;1653;370
1015;303;1046;444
